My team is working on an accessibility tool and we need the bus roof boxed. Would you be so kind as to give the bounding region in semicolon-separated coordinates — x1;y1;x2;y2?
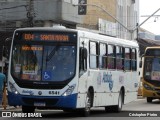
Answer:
145;46;160;50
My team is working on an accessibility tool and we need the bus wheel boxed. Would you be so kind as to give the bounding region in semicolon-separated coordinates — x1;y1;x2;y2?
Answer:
115;91;123;112
105;106;115;112
105;91;123;113
147;97;152;103
22;106;35;113
81;92;91;117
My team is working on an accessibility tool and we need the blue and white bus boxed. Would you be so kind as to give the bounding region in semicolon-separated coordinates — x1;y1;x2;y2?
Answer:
7;26;139;116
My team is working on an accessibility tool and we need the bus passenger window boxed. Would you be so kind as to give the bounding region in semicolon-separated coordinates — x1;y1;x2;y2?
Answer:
124;48;131;71
108;45;116;69
99;43;107;69
116;46;123;70
131;49;137;71
89;41;98;69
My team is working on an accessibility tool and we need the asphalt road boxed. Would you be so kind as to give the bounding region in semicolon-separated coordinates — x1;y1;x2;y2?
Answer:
1;97;160;120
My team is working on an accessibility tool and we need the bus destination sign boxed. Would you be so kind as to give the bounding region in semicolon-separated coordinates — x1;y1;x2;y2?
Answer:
23;33;69;42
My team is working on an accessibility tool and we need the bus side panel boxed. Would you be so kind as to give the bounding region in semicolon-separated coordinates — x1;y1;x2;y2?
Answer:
124;71;138;104
76;93;86;108
86;70;116;107
76;71;88;108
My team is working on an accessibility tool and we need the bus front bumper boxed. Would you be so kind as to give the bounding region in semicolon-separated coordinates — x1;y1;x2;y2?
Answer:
142;88;160;98
8;91;77;109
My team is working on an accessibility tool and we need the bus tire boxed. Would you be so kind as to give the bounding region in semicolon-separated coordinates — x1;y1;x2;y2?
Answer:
105;106;115;112
22;106;35;113
81;92;92;117
115;90;123;112
105;91;123;113
63;109;74;113
147;97;152;103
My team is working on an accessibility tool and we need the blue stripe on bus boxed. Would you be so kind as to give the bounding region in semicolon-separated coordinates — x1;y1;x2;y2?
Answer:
8;92;77;109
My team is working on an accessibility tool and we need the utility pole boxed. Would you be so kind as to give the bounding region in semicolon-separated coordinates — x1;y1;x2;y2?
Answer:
27;0;34;27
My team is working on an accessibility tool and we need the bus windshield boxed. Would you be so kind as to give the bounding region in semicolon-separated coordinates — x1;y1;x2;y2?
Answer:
10;30;78;88
144;57;160;81
11;32;76;82
11;44;76;82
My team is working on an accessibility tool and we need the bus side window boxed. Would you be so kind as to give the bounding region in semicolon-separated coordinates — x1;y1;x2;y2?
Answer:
99;43;107;69
124;47;131;71
79;47;87;77
89;41;98;69
108;45;116;69
131;48;137;71
116;46;123;70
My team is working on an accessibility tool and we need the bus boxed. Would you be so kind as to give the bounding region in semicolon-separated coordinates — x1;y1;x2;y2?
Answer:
140;47;160;103
7;26;139;116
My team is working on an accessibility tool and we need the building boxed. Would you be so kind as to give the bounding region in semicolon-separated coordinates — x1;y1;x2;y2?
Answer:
137;28;160;55
0;0;139;37
0;0;139;70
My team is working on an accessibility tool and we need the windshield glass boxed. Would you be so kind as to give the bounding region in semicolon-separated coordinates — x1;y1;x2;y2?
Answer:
11;44;76;82
144;57;160;81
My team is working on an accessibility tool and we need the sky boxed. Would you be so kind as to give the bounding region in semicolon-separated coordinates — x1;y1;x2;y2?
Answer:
140;0;160;35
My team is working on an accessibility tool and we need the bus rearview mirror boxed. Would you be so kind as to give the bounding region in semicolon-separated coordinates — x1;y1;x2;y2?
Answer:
81;47;87;59
139;61;142;68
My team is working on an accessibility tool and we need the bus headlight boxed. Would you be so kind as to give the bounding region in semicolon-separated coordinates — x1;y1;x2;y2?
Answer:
9;82;19;94
62;84;76;96
143;83;153;90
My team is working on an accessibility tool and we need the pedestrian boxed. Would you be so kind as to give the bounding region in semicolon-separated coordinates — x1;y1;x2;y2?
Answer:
0;73;6;107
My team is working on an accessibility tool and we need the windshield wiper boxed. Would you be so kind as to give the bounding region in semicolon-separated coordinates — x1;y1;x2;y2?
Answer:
46;46;59;62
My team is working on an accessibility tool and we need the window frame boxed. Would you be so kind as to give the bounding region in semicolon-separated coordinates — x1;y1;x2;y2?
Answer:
89;41;99;69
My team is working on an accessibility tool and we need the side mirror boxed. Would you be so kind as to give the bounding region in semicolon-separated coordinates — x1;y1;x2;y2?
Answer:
139;61;142;68
81;47;87;59
139;54;144;68
141;54;144;58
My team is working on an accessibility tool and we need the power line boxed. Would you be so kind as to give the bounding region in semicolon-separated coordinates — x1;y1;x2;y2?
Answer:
0;5;28;11
141;15;160;17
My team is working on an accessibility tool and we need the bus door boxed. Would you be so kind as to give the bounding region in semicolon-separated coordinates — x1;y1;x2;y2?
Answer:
78;38;88;94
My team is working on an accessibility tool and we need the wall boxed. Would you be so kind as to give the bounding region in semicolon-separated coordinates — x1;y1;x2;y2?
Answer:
0;0;139;39
78;0;116;29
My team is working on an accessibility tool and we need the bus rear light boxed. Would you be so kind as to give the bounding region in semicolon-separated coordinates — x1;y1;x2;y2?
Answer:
62;84;76;96
9;82;19;94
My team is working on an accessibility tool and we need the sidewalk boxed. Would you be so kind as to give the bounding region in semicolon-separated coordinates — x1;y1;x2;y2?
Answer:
137;95;145;99
0;104;21;111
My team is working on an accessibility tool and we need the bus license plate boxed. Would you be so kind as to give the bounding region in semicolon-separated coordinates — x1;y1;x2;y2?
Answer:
34;102;46;107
